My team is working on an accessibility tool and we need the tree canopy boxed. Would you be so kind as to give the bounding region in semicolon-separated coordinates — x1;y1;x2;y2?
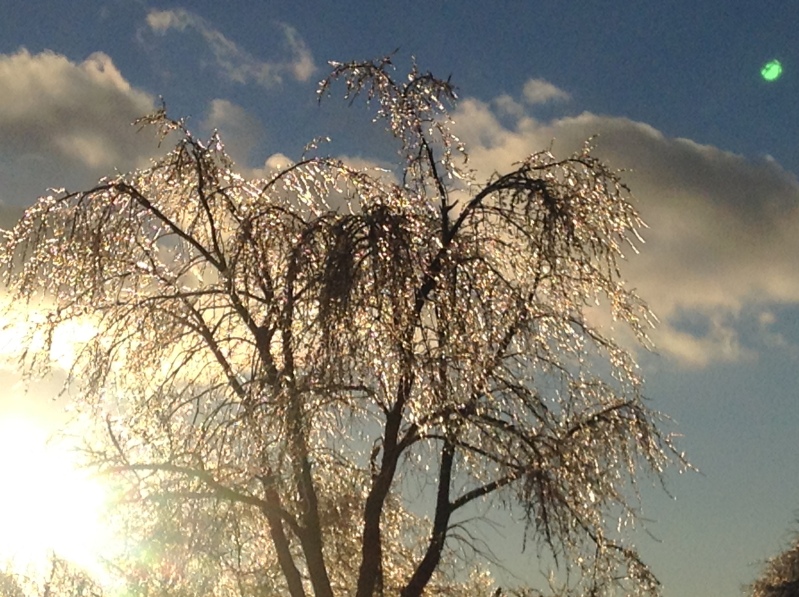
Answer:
0;56;683;596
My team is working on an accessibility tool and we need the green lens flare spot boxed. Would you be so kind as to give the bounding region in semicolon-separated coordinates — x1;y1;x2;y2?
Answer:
761;59;783;81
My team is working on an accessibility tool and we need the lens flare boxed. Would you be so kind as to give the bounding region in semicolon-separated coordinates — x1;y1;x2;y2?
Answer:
761;59;783;82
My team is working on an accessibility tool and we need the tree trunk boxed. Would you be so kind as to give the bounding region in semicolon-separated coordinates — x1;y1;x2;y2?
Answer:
401;441;454;597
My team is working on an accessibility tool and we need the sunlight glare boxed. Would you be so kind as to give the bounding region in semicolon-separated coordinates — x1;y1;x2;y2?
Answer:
0;415;112;574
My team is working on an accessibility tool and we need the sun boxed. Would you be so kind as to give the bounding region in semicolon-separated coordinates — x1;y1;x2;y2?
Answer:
0;414;114;574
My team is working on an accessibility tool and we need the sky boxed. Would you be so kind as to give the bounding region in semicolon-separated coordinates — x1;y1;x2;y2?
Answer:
0;1;797;595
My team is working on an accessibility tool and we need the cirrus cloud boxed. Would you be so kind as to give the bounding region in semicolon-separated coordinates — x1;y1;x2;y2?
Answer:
146;8;316;87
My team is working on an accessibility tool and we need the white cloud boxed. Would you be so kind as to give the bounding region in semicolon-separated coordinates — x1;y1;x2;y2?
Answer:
262;153;295;172
245;153;296;186
522;78;571;105
492;94;526;120
450;96;799;367
146;9;316;87
279;22;316;82
146;9;189;33
0;49;159;205
202;99;263;166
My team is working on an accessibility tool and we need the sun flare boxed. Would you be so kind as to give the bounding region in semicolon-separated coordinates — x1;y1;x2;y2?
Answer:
0;415;113;574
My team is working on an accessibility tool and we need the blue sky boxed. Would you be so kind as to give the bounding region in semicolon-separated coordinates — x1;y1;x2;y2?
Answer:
0;1;798;595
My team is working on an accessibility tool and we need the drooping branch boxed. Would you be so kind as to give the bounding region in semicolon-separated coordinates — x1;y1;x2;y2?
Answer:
281;248;334;597
108;463;300;534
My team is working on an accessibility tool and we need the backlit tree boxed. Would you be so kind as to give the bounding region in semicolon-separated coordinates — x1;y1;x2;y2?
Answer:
1;56;682;596
750;528;799;597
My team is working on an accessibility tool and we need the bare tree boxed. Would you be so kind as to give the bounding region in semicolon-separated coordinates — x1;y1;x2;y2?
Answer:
0;56;682;596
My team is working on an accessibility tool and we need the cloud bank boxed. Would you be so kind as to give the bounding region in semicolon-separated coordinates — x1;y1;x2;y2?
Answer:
0;49;159;207
146;8;316;87
3;49;795;369
450;90;799;367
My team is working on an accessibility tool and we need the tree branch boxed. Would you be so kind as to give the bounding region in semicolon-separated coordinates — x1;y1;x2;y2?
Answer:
106;462;300;536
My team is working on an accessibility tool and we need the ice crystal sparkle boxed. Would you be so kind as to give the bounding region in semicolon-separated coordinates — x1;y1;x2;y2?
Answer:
0;56;683;597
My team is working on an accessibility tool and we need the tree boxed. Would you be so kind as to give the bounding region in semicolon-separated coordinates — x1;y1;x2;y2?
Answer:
750;528;799;597
0;556;104;597
1;56;682;596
